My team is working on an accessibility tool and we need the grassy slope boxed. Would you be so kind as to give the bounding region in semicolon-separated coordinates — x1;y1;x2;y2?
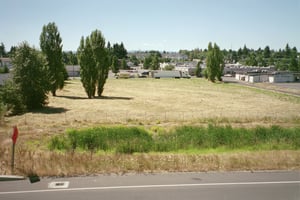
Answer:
1;78;300;176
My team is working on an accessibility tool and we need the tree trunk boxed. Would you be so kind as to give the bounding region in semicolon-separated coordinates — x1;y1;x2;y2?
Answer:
52;90;56;96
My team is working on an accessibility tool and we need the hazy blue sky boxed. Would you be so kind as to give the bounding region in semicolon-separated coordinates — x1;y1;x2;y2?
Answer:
1;0;300;51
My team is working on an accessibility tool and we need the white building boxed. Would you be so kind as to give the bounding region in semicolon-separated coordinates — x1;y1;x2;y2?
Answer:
269;72;294;83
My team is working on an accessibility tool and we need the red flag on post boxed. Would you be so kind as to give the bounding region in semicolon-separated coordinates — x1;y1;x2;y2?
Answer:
12;126;19;144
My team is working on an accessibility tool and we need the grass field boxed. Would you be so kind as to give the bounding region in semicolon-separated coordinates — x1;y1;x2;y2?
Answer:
1;78;300;176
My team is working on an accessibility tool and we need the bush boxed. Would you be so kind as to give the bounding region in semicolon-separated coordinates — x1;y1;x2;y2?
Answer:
0;102;6;123
48;135;68;150
65;126;153;153
0;80;26;115
0;65;9;73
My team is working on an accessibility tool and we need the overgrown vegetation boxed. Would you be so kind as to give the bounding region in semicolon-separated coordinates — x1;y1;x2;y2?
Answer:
49;125;300;153
49;127;153;153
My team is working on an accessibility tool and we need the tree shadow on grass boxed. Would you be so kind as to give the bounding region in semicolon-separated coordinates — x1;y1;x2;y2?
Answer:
57;95;87;100
96;96;133;100
31;106;69;114
57;95;133;100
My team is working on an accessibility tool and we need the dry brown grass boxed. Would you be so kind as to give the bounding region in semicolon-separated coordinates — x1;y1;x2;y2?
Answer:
1;78;300;176
2;79;300;133
1;145;299;176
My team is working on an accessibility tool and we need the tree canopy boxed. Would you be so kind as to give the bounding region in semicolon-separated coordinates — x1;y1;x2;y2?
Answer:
77;30;109;98
40;22;65;96
143;51;161;70
180;43;300;71
206;42;224;82
12;42;49;110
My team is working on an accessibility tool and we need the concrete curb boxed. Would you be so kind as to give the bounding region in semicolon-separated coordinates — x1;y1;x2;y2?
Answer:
0;175;26;181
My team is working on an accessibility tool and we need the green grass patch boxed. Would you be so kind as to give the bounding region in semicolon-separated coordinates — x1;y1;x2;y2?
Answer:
49;125;300;153
49;126;153;153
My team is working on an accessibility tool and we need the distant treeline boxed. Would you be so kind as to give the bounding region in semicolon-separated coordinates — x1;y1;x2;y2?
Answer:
2;41;299;71
180;44;300;71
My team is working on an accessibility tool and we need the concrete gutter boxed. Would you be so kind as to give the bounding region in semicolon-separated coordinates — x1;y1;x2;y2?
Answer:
0;175;26;181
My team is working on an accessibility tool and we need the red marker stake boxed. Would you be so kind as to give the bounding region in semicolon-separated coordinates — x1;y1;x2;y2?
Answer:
11;126;19;174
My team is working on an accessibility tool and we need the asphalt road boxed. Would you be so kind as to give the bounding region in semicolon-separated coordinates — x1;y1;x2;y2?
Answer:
1;171;299;200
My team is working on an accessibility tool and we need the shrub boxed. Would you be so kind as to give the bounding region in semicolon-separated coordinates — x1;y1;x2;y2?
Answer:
65;126;153;153
0;80;26;115
0;102;6;123
49;135;68;150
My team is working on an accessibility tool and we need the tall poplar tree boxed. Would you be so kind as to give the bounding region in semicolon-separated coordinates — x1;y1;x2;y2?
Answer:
206;42;224;82
77;30;109;98
40;22;65;96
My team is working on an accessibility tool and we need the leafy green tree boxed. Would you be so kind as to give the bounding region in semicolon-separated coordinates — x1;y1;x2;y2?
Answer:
242;45;249;57
195;61;202;77
206;42;224;82
245;52;258;66
0;65;9;73
0;80;26;114
164;64;175;71
289;57;298;71
121;58;128;69
62;51;78;65
263;46;271;58
143;51;161;70
8;46;17;57
77;30;109;98
0;42;6;57
151;55;160;70
284;43;291;58
111;56;120;75
143;56;152;69
40;22;65;96
113;42;127;59
130;55;139;66
78;37;97;98
12;42;49;109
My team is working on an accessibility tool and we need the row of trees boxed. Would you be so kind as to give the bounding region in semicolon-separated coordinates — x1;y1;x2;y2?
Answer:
0;22;113;114
77;30;109;98
0;22;67;114
180;44;300;72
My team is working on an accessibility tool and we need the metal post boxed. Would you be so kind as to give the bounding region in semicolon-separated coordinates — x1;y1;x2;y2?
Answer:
11;143;15;174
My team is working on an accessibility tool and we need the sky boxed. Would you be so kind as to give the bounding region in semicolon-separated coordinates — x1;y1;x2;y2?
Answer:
1;0;300;52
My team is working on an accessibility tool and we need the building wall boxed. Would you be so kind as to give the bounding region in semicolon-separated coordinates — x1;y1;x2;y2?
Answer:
269;74;294;83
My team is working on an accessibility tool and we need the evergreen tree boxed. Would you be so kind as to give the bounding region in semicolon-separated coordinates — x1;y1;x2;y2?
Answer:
289;57;298;71
121;58;128;69
0;42;6;57
40;22;65;96
263;46;271;58
284;43;291;58
143;56;152;69
113;42;127;59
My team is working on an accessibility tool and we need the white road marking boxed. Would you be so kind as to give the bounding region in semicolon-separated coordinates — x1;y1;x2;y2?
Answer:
1;181;300;195
48;181;70;189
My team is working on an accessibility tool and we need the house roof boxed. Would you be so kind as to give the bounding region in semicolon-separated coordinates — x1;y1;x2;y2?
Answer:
0;57;12;62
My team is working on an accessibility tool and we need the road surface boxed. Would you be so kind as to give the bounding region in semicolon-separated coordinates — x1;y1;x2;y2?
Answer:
1;171;299;200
